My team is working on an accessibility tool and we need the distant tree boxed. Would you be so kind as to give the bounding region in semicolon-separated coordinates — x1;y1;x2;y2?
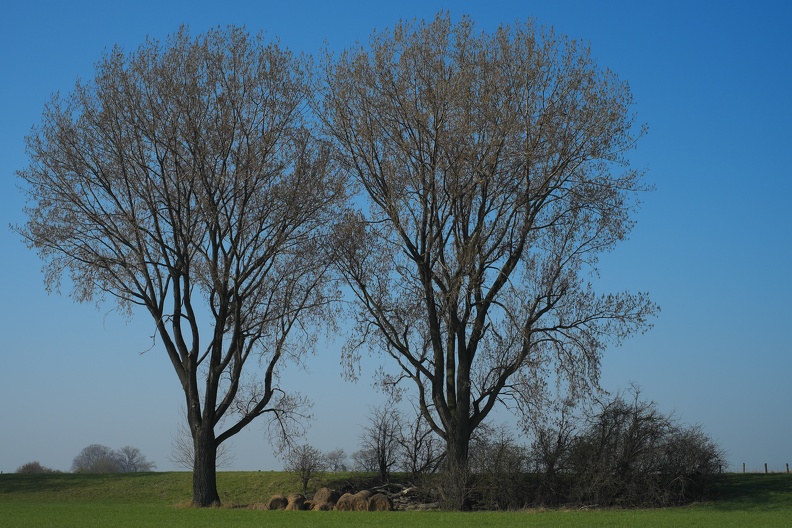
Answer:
284;444;326;494
322;12;657;509
169;418;235;471
115;446;156;473
324;448;348;472
70;444;156;473
16;461;59;474
355;406;401;482
71;444;121;473
397;405;444;479
17;26;344;506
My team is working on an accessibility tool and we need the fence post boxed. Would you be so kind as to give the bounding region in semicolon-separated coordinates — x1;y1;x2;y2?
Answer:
765;463;768;474
787;463;789;474
743;462;745;474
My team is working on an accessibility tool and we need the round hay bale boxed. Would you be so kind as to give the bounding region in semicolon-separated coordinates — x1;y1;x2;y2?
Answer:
285;493;306;511
349;491;371;511
334;493;355;511
266;494;288;510
355;490;373;500
313;487;341;506
368;493;394;511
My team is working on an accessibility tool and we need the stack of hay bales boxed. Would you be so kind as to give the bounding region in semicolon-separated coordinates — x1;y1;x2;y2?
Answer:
267;487;395;512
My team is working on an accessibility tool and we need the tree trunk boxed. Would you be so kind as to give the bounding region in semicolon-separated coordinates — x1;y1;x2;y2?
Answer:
441;430;472;511
192;428;221;507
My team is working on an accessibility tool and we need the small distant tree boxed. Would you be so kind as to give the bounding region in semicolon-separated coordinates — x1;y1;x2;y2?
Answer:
324;448;348;472
115;446;156;472
16;461;59;474
284;444;325;494
355;405;402;482
71;444;121;473
397;405;444;479
169;416;235;470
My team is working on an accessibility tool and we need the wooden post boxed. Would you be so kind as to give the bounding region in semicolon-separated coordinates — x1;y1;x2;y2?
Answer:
743;462;746;473
786;463;789;474
765;463;768;474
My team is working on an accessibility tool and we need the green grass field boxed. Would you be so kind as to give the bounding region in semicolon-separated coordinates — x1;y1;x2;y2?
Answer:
1;472;790;527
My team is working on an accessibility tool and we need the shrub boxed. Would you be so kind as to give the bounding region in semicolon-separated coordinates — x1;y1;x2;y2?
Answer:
16;461;59;474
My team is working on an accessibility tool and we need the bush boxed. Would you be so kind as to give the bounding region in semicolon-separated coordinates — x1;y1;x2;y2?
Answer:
469;426;533;510
561;388;724;507
459;388;724;509
16;461;59;474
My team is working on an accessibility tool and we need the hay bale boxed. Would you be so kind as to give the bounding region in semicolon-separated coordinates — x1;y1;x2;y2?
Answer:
335;490;373;511
285;493;306;511
314;502;334;511
334;493;355;511
313;487;341;506
368;493;394;511
266;494;288;510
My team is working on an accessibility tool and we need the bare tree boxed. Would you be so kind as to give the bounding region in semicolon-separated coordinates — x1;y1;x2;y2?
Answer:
284;444;325;494
17;26;343;506
323;448;348;472
355;405;402;482
397;403;444;479
169;417;235;471
322;13;657;509
71;444;121;473
115;446;156;473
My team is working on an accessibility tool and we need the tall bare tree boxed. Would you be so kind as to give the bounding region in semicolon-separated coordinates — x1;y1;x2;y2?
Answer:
17;27;343;506
322;13;657;508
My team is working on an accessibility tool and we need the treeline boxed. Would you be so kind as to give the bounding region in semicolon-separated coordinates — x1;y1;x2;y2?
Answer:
469;389;723;508
286;388;724;509
16;444;155;474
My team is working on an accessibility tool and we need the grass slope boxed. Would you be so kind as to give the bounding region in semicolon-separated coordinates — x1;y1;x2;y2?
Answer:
1;472;790;528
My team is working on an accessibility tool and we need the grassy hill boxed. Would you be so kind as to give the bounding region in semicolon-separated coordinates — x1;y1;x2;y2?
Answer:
1;471;791;528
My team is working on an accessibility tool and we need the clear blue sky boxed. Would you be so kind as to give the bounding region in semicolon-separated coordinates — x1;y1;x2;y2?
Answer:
1;0;790;473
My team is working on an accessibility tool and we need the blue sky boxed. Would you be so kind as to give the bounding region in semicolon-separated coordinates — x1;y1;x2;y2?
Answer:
1;0;790;473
